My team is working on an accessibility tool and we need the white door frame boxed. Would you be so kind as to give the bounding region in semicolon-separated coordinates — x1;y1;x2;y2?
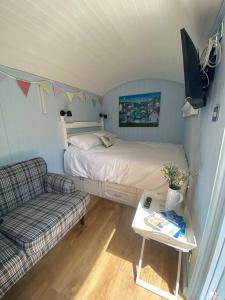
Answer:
186;128;225;299
205;239;225;300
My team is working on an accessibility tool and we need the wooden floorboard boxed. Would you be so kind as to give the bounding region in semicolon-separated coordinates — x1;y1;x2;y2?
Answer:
3;196;184;300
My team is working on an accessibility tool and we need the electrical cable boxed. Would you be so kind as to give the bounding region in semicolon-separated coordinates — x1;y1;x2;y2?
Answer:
200;23;223;71
199;23;223;89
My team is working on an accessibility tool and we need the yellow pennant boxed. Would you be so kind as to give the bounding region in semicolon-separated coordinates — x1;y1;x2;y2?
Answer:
65;92;74;103
39;86;47;114
39;81;50;94
38;81;49;114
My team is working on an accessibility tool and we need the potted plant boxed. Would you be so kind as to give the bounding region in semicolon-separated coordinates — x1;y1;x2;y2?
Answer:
161;164;190;210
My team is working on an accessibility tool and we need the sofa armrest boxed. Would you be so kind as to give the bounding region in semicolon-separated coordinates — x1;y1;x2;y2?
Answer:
44;173;76;194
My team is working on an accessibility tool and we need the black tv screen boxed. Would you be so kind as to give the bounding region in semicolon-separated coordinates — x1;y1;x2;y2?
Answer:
180;28;206;109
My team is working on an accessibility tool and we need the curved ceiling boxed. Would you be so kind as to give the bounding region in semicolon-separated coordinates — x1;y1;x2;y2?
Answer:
0;0;223;95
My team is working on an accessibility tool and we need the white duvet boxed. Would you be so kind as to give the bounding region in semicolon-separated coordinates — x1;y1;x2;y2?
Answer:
64;139;187;191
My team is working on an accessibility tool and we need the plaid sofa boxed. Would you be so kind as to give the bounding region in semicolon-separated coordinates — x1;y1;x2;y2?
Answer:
0;158;90;298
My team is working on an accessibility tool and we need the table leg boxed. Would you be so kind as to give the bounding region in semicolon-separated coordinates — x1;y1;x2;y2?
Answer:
136;237;146;282
175;250;182;298
136;238;182;300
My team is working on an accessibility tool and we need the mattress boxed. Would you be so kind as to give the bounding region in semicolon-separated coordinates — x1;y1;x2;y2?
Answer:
64;139;188;191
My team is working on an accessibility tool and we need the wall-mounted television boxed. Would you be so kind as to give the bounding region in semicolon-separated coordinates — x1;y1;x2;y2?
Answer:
180;28;206;109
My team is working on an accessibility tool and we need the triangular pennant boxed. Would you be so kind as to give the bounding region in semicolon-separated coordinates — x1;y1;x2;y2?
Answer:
53;84;62;96
98;96;103;105
78;91;86;101
39;85;47;114
16;80;31;96
92;98;97;107
65;92;75;103
0;73;6;81
39;81;50;94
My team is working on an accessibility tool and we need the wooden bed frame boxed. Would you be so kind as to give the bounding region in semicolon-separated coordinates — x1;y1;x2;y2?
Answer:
60;116;167;207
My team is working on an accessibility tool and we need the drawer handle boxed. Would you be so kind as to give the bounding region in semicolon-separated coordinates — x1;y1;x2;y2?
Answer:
113;193;122;198
106;192;122;198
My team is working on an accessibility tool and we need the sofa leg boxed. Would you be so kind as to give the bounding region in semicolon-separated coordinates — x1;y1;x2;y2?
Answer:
80;217;85;226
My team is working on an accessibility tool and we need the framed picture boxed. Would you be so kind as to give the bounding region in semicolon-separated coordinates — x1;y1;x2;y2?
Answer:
119;92;161;127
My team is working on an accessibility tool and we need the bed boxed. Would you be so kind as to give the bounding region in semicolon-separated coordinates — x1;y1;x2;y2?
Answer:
61;117;188;207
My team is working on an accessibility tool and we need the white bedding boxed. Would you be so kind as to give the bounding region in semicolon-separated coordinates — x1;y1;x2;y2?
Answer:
64;139;187;191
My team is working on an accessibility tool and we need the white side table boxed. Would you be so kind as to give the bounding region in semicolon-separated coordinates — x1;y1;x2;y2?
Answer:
132;191;197;300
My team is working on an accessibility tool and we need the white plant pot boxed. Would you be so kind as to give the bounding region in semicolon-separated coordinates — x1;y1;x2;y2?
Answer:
165;187;183;211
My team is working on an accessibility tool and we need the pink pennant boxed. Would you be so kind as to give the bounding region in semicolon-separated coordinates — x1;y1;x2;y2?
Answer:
78;91;86;101
17;80;31;96
53;84;62;96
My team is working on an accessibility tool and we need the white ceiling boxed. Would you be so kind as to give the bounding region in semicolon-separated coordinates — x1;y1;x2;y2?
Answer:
0;0;223;95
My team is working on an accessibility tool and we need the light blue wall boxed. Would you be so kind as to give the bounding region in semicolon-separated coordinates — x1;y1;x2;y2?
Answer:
102;79;185;143
0;65;101;173
183;29;225;241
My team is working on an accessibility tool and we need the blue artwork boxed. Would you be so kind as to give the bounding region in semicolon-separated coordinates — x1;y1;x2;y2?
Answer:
119;92;161;127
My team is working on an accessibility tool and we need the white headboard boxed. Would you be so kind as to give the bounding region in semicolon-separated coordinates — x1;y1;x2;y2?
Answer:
60;116;104;149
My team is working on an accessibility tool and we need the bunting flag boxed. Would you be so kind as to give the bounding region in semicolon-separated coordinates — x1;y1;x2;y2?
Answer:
98;96;103;105
78;91;86;101
39;86;47;114
16;80;31;96
0;69;96;111
53;84;62;96
39;81;50;94
65;92;75;103
0;73;6;81
39;81;49;114
92;98;97;107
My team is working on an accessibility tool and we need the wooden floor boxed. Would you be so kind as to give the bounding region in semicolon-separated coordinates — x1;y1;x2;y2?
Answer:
3;196;184;300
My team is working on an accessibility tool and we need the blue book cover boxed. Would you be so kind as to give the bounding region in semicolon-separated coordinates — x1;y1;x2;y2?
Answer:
160;210;186;238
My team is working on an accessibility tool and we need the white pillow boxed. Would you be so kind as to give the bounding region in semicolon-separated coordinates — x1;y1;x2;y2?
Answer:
68;134;101;150
94;131;117;139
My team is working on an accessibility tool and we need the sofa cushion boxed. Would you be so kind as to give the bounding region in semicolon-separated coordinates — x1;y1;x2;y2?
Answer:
0;233;28;298
0;157;47;216
0;233;23;265
44;173;76;194
0;191;89;256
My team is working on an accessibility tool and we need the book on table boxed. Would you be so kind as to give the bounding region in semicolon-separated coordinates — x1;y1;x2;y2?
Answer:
144;211;186;238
